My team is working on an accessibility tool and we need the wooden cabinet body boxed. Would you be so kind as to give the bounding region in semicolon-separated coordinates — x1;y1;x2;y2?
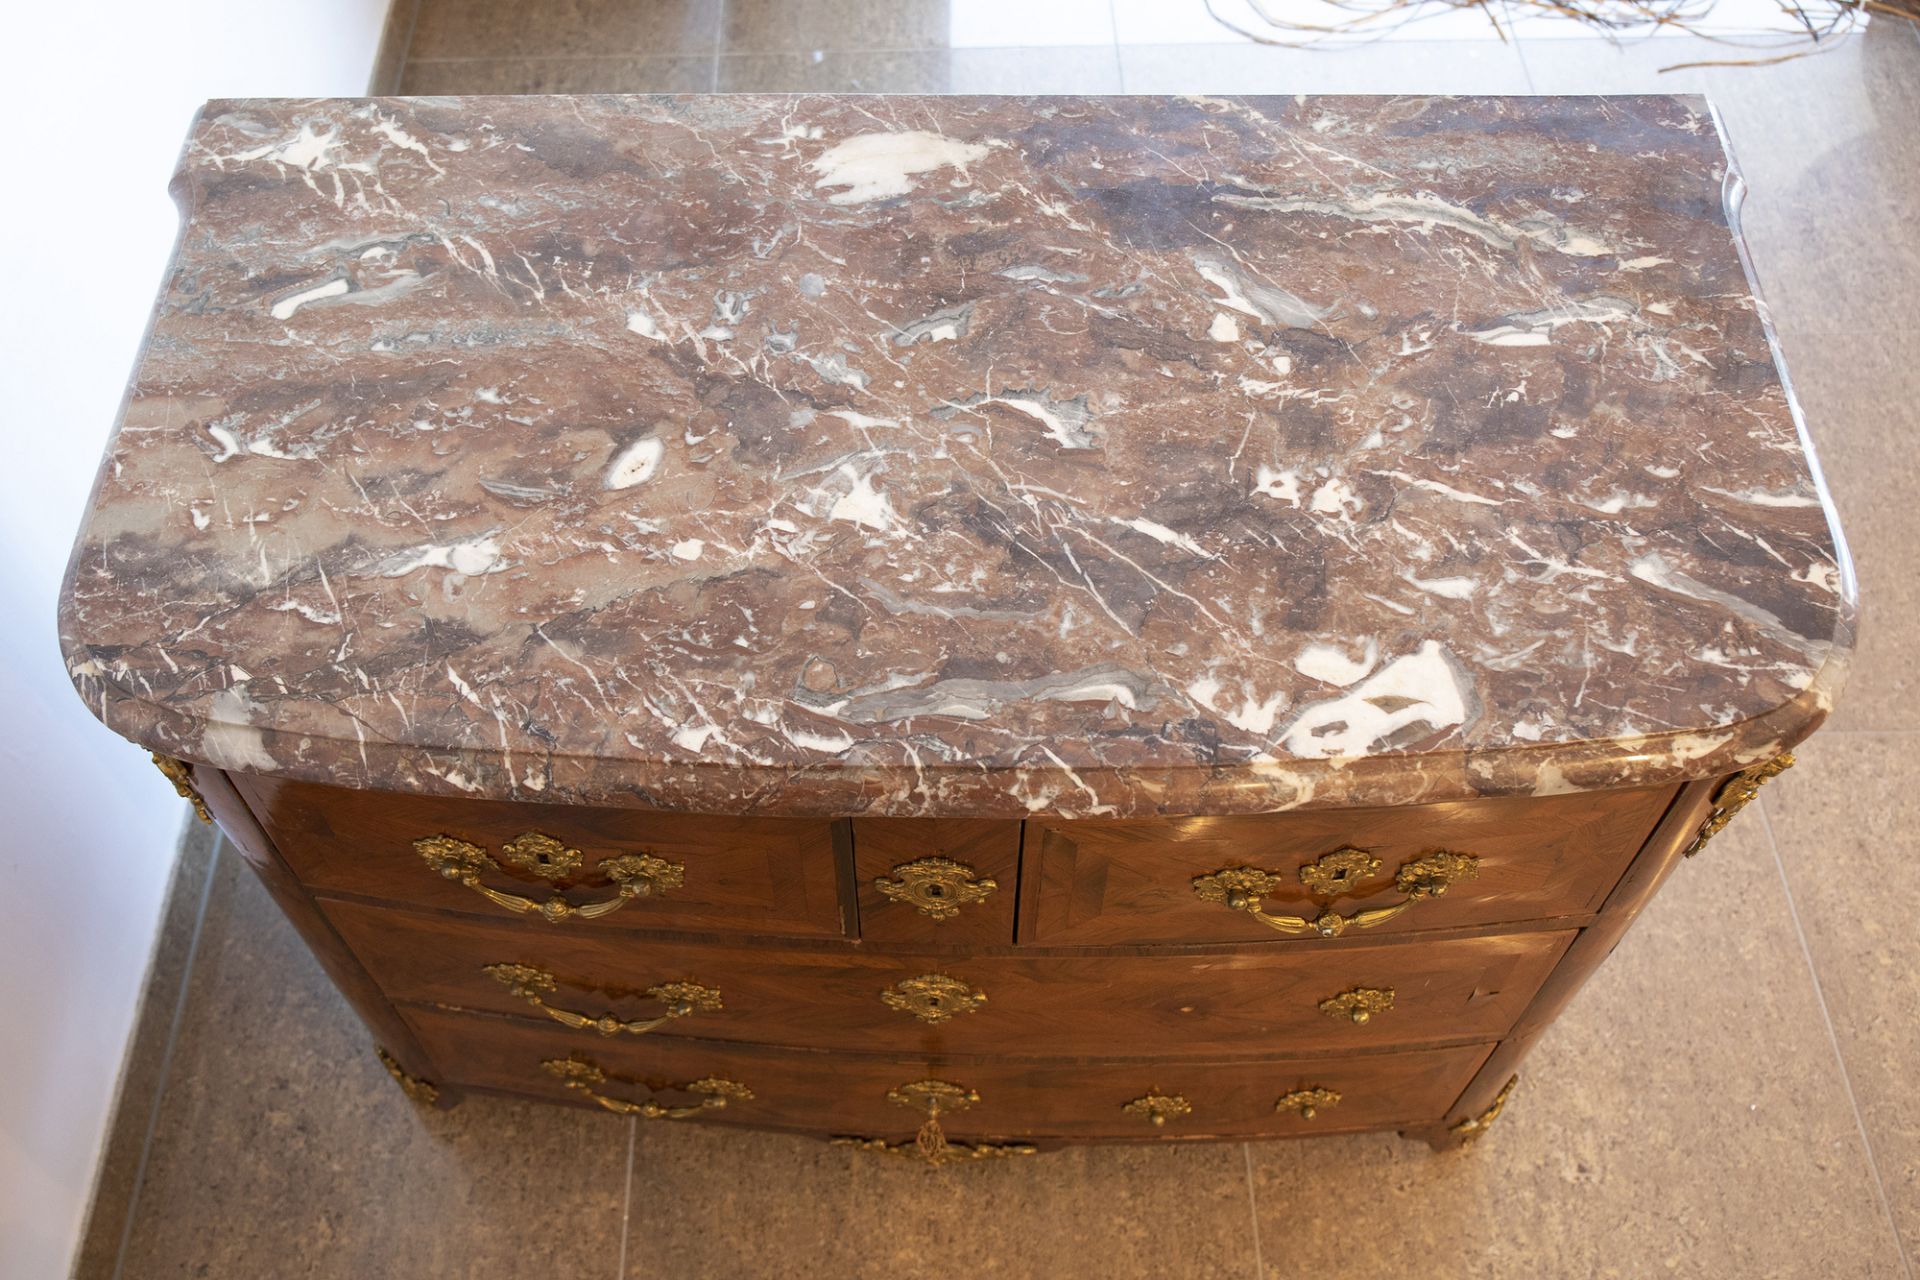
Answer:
181;763;1743;1149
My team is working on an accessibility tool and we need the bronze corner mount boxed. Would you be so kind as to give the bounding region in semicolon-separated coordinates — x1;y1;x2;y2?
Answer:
377;1047;440;1106
1450;1075;1519;1145
1684;754;1794;858
150;753;213;824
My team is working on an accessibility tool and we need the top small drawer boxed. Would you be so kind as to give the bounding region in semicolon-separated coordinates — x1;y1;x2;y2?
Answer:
1017;786;1675;946
851;818;1020;945
233;776;852;940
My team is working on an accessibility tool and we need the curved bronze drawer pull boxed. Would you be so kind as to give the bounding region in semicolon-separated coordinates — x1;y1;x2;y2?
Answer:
831;1078;1037;1167
414;831;683;923
484;963;721;1036
1192;848;1479;938
541;1056;750;1118
1122;1091;1192;1127
872;857;997;920
1319;986;1395;1025
1276;1086;1341;1120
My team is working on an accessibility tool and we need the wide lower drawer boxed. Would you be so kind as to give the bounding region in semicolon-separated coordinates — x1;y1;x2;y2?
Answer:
328;898;1571;1057
234;774;852;939
404;1004;1494;1141
1019;785;1675;945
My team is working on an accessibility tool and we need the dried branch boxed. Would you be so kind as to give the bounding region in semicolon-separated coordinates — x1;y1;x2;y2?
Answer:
1205;0;1917;69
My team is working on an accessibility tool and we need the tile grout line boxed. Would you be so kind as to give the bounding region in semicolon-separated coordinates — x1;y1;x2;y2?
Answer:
1757;800;1917;1280
107;836;224;1280
616;1118;638;1279
1106;0;1125;86
711;0;726;92
1240;1142;1266;1280
404;54;715;64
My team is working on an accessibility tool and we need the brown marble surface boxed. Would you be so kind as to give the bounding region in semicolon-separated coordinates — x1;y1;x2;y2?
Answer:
59;94;1851;817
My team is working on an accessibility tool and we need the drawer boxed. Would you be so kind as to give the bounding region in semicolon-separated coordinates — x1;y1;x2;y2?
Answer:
851;818;1020;944
234;775;852;939
1018;786;1675;946
404;1004;1494;1141
329;898;1570;1057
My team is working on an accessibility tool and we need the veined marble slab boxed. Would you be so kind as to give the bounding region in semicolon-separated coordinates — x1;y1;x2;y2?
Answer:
60;95;1852;817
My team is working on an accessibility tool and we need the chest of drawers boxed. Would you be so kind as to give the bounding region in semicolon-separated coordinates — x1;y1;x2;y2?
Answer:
63;93;1850;1163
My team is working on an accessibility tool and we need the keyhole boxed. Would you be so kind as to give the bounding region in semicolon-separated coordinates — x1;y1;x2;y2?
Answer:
926;885;946;899
928;996;944;1010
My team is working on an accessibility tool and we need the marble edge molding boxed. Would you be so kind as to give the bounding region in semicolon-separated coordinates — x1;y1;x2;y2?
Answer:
67;665;1845;819
58;93;1856;819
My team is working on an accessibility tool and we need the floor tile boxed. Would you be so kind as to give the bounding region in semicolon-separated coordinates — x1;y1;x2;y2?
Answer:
946;0;1116;48
619;1122;1258;1278
1513;33;1727;92
408;0;721;59
401;54;717;94
111;848;631;1278
1709;26;1920;335
1732;180;1920;343
1118;38;1534;92
718;46;1124;93
1765;734;1920;1267
722;0;961;53
1769;329;1920;731
1709;24;1920;197
1248;815;1906;1278
70;820;218;1280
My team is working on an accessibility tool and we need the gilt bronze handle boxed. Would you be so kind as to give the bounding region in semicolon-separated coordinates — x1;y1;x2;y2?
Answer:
541;1056;750;1118
1275;1086;1341;1120
830;1078;1037;1167
414;831;683;923
1122;1092;1193;1127
1192;848;1479;938
1319;986;1396;1025
484;963;720;1036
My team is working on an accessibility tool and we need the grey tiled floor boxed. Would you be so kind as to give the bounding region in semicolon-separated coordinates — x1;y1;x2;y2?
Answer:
78;4;1920;1277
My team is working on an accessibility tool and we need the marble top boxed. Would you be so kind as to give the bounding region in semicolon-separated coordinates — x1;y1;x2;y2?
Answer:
61;94;1852;818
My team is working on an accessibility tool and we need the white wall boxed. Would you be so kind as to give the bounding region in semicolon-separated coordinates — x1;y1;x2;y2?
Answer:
0;3;391;1273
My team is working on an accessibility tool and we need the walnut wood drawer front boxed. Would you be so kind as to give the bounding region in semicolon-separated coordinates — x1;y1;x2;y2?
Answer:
404;1004;1494;1141
851;817;1020;945
1018;786;1676;946
327;897;1570;1057
233;775;851;939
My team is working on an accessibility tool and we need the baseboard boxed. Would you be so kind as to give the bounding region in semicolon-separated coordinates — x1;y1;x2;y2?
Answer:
68;817;220;1280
